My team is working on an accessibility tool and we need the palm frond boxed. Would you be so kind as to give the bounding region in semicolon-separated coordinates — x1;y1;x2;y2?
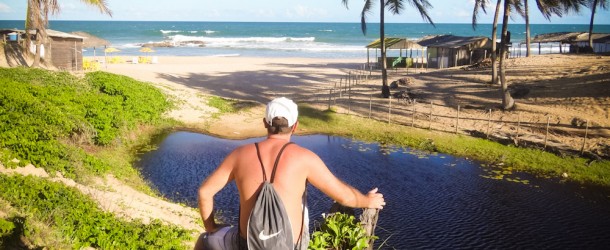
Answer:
408;0;435;27
360;0;374;35
386;0;405;14
472;0;490;30
341;0;349;9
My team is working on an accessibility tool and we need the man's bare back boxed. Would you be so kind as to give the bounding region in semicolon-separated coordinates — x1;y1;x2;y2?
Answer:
196;97;385;249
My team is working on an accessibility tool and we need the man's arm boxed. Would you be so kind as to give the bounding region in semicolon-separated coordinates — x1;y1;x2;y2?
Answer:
304;150;385;209
198;150;237;233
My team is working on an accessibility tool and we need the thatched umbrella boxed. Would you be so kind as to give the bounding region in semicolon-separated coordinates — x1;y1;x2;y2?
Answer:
139;47;155;63
71;31;110;59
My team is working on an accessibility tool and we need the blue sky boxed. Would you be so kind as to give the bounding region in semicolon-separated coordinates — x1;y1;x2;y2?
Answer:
1;0;609;24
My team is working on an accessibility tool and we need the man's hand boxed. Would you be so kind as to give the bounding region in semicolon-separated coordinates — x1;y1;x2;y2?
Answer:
367;187;386;209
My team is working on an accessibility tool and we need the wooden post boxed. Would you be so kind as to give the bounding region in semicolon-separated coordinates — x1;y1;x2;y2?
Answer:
369;94;372;119
544;116;550;148
429;101;433;130
348;78;352;115
339;78;343;98
486;109;492;139
455;105;460;134
388;96;392;124
328;89;332;110
516;113;521;146
581;120;589;155
360;208;380;250
412;102;416;127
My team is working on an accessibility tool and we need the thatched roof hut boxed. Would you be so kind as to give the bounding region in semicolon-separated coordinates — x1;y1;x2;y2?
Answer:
416;35;491;69
531;32;610;53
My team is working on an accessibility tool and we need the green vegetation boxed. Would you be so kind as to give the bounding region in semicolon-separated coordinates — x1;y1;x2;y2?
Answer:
0;67;187;248
0;175;190;249
298;105;610;187
0;67;171;179
309;212;375;250
207;96;257;118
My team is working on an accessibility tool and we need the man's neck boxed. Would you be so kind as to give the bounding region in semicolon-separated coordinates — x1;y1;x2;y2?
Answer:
266;133;292;142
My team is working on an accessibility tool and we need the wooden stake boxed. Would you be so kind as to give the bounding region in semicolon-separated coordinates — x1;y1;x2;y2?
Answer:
455;105;460;134
388;96;392;124
369;94;372;119
486;109;492;139
544;116;550;149
429;101;433;130
328;89;332;110
412;103;416;127
581;120;589;155
516;113;521;146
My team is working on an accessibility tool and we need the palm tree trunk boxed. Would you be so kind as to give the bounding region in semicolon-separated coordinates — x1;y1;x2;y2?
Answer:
499;0;515;110
589;0;598;50
32;29;41;68
380;0;390;98
525;0;531;57
491;0;502;85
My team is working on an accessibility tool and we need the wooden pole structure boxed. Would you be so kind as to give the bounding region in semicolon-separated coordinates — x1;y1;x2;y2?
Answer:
455;105;460;134
412;102;416;127
369;94;372;119
516;113;521;146
328;89;332;110
388;96;392;124
348;77;352;115
360;208;379;250
581;120;589;155
544;116;550;148
428;101;433;130
486;109;492;139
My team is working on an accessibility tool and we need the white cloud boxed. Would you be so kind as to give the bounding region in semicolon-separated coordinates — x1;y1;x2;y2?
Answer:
0;3;12;13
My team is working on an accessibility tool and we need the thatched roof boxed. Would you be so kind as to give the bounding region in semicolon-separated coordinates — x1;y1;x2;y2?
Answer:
417;35;491;49
366;38;423;49
531;32;610;44
71;31;110;48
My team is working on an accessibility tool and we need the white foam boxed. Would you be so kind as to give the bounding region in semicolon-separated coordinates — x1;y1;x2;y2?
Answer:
204;30;216;34
160;30;181;34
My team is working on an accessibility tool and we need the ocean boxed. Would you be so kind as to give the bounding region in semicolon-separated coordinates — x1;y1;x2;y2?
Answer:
2;20;609;58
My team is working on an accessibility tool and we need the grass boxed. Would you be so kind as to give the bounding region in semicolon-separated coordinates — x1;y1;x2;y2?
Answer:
206;96;257;118
297;105;610;187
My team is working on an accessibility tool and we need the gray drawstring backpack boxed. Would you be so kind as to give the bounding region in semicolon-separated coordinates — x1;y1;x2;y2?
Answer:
243;142;305;250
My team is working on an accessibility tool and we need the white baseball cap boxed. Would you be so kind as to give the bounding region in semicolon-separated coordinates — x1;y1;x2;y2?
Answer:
265;97;298;127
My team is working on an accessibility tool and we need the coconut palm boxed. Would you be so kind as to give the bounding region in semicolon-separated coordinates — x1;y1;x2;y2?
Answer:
473;0;583;110
587;0;609;50
341;0;434;98
25;0;112;68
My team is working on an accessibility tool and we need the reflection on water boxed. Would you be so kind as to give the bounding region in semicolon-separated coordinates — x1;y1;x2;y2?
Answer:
136;132;610;249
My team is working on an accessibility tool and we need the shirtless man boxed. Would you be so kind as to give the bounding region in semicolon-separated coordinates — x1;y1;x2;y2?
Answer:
196;97;386;249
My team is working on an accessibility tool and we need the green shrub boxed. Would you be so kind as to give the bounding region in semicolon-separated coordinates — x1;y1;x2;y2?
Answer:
0;68;171;177
0;174;191;249
309;212;375;250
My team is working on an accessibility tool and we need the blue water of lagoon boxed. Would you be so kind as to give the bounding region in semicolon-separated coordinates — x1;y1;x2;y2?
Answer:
135;132;610;249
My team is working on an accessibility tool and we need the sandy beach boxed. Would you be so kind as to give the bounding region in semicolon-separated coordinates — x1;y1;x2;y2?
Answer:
99;54;609;158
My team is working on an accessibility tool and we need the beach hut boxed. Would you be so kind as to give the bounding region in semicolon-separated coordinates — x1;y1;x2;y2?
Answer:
417;35;491;69
1;29;85;70
531;32;610;54
365;37;423;68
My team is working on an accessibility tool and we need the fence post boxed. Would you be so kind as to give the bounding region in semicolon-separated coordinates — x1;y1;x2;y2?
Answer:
516;113;521;146
428;101;433;130
388;96;392;124
348;77;352;115
581;120;589;155
455;105;460;134
339;78;343;98
328;89;332;110
369;94;372;119
486;109;492;139
412;103;416;127
544;116;550;149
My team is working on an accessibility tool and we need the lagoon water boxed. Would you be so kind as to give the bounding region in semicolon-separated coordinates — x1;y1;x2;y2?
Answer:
136;131;610;249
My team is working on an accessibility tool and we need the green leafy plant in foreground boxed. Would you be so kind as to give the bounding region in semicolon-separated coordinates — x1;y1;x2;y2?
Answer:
0;174;191;249
309;212;375;250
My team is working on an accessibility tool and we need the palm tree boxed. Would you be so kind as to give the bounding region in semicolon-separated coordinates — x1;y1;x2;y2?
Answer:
588;0;608;51
525;0;531;56
474;0;582;110
26;0;112;68
341;0;434;98
473;0;502;85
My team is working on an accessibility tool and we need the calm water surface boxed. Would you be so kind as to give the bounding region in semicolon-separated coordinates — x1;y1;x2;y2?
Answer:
136;131;610;249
